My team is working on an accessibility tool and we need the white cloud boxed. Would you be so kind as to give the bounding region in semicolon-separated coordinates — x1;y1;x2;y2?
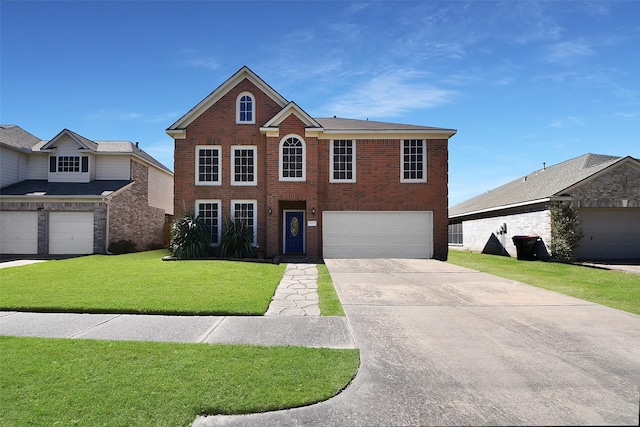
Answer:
544;40;594;64
321;71;457;118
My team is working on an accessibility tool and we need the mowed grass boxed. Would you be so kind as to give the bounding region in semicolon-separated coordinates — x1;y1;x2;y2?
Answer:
0;250;286;315
317;263;345;316
447;251;640;315
0;336;359;426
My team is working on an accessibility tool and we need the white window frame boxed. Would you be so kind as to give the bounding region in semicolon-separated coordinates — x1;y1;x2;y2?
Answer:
330;139;356;183
195;199;222;246
279;134;306;182
236;91;255;124
230;199;258;246
58;156;81;172
230;145;257;186
400;139;427;183
195;145;222;186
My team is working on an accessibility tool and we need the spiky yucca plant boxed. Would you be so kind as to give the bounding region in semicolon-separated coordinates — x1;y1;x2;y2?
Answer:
169;212;211;259
220;218;254;258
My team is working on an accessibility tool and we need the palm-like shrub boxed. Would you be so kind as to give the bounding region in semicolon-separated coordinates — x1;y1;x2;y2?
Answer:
220;218;254;258
169;212;211;259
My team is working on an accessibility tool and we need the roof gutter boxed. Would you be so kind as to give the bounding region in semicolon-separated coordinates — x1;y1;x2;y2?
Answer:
449;197;552;219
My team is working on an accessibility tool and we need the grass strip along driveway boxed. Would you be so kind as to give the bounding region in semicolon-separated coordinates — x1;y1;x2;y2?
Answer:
0;251;359;426
448;251;640;315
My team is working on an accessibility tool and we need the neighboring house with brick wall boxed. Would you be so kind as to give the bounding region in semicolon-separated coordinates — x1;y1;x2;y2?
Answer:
167;66;456;260
0;125;173;255
448;153;640;260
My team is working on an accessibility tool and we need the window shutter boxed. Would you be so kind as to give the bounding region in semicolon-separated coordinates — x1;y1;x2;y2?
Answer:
49;156;57;172
82;156;89;173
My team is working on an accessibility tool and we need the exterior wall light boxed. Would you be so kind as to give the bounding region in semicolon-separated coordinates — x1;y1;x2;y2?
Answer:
311;207;316;215
268;207;272;215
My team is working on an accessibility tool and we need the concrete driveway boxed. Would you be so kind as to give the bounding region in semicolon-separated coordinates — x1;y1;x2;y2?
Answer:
195;259;640;426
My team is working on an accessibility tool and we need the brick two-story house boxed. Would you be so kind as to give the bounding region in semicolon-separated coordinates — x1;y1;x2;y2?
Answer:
167;66;456;260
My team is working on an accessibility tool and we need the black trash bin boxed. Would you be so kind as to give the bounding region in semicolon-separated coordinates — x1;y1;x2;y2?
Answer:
512;235;541;260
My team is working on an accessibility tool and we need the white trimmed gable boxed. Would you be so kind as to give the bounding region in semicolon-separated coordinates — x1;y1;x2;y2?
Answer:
260;101;324;138
166;66;289;139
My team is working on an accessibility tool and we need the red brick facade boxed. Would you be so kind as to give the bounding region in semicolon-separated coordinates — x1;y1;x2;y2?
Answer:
170;67;454;260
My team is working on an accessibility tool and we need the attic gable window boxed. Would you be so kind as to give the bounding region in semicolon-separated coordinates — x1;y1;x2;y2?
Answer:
236;92;255;124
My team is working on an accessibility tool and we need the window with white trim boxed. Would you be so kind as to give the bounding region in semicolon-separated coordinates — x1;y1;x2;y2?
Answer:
279;135;306;181
195;145;221;185
401;139;426;183
231;200;257;245
231;146;257;186
195;200;221;245
236;92;255;124
49;155;89;173
330;140;356;183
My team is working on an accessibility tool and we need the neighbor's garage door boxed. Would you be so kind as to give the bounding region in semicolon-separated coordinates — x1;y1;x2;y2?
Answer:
0;211;38;254
49;212;94;255
323;211;433;259
576;208;640;260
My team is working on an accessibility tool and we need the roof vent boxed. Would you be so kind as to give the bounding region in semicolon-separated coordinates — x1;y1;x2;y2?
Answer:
543;162;546;170
522;176;527;182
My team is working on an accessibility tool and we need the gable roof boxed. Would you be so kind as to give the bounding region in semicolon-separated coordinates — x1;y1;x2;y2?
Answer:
316;117;457;136
449;153;637;218
0;124;42;152
261;101;323;131
167;66;288;136
41;128;99;151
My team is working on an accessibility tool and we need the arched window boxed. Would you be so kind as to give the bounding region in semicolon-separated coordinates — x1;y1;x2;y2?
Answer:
279;135;306;181
236;92;255;124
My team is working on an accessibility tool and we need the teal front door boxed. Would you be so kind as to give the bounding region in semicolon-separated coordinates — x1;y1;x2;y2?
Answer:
284;211;304;254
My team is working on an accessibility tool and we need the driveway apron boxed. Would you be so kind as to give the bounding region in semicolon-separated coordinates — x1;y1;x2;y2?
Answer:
195;258;640;426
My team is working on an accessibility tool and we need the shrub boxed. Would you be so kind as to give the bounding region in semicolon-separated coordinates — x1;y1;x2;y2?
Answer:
108;239;137;254
169;212;211;259
549;202;584;261
220;218;254;258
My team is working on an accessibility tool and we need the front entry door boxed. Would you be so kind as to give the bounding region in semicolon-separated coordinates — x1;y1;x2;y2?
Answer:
284;211;304;254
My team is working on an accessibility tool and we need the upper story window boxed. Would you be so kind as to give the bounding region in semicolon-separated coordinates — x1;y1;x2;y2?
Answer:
231;146;257;186
49;156;89;173
195;145;221;185
236;92;255;124
330;140;356;183
279;135;306;181
231;200;258;246
195;200;221;246
401;139;426;183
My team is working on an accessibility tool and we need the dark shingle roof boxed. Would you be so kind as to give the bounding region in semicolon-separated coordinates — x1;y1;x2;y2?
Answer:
0;180;132;196
0;125;42;152
315;117;456;134
449;153;624;217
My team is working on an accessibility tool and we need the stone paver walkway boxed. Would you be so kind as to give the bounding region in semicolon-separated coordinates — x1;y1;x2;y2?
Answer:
265;263;320;316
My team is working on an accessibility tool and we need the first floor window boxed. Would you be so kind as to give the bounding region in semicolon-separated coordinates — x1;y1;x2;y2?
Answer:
401;139;426;182
330;140;355;182
195;200;221;245
231;146;257;185
448;221;463;245
231;200;257;245
196;145;221;185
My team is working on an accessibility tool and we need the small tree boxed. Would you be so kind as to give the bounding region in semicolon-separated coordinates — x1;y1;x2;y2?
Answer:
549;202;583;261
220;218;254;258
169;212;211;259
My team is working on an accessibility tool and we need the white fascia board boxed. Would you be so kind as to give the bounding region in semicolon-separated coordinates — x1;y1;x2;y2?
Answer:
449;198;551;219
166;129;186;139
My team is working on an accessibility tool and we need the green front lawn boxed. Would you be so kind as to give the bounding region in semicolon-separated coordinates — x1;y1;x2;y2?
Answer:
448;250;640;315
0;250;286;315
0;336;359;426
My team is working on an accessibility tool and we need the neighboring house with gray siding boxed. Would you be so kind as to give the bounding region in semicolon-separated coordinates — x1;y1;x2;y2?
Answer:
0;125;174;255
449;153;640;260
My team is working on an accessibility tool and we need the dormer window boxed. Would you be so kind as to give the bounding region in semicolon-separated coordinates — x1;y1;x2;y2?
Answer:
236;92;255;124
49;155;89;173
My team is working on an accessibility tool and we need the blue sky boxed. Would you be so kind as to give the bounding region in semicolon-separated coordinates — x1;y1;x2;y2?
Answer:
2;1;639;206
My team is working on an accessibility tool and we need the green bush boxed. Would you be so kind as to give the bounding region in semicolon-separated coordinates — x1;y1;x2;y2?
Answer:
549;202;584;261
108;239;137;255
220;218;254;258
169;212;211;259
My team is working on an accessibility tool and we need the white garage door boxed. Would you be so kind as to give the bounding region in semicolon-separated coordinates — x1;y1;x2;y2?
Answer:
576;208;640;260
49;212;94;255
323;211;433;259
0;211;38;254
